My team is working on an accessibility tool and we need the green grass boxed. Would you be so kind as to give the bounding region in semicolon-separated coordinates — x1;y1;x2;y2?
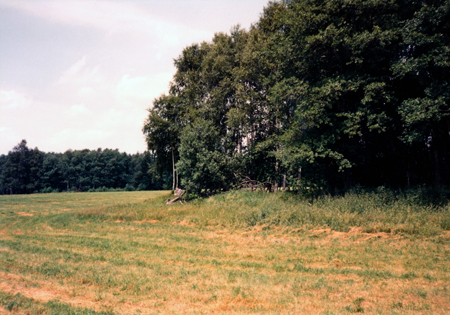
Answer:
70;189;450;236
0;190;449;314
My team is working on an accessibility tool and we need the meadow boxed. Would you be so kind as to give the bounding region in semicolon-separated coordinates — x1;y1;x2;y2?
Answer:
0;190;449;314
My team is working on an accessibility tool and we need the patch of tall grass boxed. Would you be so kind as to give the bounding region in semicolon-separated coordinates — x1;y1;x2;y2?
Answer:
77;188;450;237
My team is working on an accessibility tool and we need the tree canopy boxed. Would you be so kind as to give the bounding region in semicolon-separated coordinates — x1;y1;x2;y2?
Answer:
143;0;449;195
0;140;160;194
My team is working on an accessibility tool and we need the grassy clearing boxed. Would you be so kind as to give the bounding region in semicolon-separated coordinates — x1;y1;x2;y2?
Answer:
0;190;449;314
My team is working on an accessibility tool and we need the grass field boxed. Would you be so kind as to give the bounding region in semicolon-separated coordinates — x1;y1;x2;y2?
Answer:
0;190;449;314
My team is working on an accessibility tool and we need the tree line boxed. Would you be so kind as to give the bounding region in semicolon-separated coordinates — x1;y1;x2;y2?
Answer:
0;140;168;195
143;0;450;195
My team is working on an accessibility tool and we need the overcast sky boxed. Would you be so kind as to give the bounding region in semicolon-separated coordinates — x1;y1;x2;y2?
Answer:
0;0;269;155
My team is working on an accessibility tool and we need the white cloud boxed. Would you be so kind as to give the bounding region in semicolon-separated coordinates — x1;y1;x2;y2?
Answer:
48;128;113;149
67;104;91;117
0;0;212;48
78;87;95;98
116;73;172;104
57;57;104;88
59;56;88;79
51;56;115;113
1;0;141;31
0;90;32;109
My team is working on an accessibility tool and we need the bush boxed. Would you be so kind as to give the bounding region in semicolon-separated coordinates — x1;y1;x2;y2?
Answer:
136;183;147;191
40;187;58;194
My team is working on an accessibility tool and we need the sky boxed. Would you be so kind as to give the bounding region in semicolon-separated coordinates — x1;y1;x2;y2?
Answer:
0;0;269;155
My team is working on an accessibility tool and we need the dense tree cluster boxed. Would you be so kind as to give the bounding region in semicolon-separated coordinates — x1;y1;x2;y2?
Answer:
0;140;161;195
143;0;450;195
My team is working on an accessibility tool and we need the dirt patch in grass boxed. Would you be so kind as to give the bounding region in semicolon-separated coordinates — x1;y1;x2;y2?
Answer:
175;220;197;227
0;281;62;303
205;226;395;249
313;226;390;239
203;228;299;247
134;219;160;224
0;272;64;303
311;228;332;235
0;272;101;311
16;212;33;216
205;226;398;247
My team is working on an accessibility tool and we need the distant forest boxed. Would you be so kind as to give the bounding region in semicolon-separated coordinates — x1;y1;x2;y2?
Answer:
143;0;450;195
0;140;165;194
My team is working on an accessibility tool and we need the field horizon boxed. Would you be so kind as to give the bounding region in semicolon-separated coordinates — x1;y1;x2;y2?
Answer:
1;190;449;314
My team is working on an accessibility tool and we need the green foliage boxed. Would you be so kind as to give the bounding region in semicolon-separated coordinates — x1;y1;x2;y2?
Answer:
0;140;44;194
177;120;231;195
142;0;450;193
0;140;160;194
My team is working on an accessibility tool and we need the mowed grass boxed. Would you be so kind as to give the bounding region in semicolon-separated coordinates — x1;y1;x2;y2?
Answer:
0;190;449;314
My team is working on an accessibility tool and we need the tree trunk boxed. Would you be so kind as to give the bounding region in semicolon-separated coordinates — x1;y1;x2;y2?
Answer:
297;167;302;194
166;196;182;204
274;160;279;193
406;148;411;188
431;128;441;188
238;129;242;154
172;147;175;191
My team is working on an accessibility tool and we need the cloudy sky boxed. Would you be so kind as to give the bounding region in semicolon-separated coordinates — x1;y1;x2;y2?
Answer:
0;0;269;155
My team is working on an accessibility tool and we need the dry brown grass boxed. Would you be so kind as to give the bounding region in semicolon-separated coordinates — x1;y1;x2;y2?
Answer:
0;191;449;314
1;227;450;314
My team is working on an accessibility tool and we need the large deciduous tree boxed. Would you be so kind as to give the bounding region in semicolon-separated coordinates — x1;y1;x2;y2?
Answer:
176;119;231;194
